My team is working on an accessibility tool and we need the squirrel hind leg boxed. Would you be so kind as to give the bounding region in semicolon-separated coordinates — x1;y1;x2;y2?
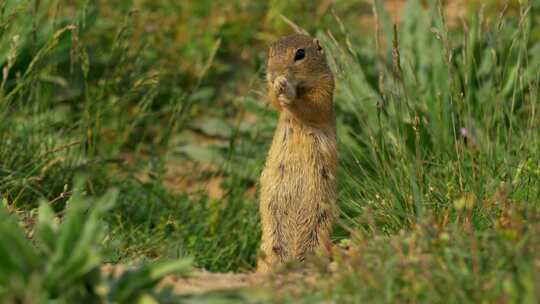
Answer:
294;225;333;262
257;238;289;273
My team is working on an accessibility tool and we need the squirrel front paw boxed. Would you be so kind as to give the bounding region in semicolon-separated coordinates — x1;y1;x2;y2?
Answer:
274;76;296;106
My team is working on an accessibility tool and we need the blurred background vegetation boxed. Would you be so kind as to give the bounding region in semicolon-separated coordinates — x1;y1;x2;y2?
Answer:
1;0;540;302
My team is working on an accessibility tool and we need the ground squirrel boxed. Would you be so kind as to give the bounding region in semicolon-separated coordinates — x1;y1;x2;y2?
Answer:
257;34;337;272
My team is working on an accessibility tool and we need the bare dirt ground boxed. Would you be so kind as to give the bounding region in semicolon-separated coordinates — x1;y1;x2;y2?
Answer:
101;264;323;297
160;270;265;295
101;264;262;295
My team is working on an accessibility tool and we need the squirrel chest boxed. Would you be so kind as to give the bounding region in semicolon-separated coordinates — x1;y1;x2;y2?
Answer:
259;114;336;263
261;116;336;206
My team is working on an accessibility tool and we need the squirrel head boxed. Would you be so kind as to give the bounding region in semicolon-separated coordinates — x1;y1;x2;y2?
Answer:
267;34;334;95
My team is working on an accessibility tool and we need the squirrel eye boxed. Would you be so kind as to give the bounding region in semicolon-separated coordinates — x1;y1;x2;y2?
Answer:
294;48;305;61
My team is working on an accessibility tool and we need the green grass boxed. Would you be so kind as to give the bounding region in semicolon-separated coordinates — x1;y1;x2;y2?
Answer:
1;0;540;302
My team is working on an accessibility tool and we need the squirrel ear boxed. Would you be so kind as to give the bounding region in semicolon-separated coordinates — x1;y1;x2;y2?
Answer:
314;39;324;54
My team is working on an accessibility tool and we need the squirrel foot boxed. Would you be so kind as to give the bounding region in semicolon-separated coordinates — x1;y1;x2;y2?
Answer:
274;76;296;106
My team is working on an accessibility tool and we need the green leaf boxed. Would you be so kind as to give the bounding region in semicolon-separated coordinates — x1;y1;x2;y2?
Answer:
191;117;233;138
35;201;58;254
176;144;224;164
110;259;192;303
0;206;41;283
45;185;117;289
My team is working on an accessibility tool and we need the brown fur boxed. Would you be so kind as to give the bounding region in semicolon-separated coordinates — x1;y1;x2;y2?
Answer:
257;34;336;272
